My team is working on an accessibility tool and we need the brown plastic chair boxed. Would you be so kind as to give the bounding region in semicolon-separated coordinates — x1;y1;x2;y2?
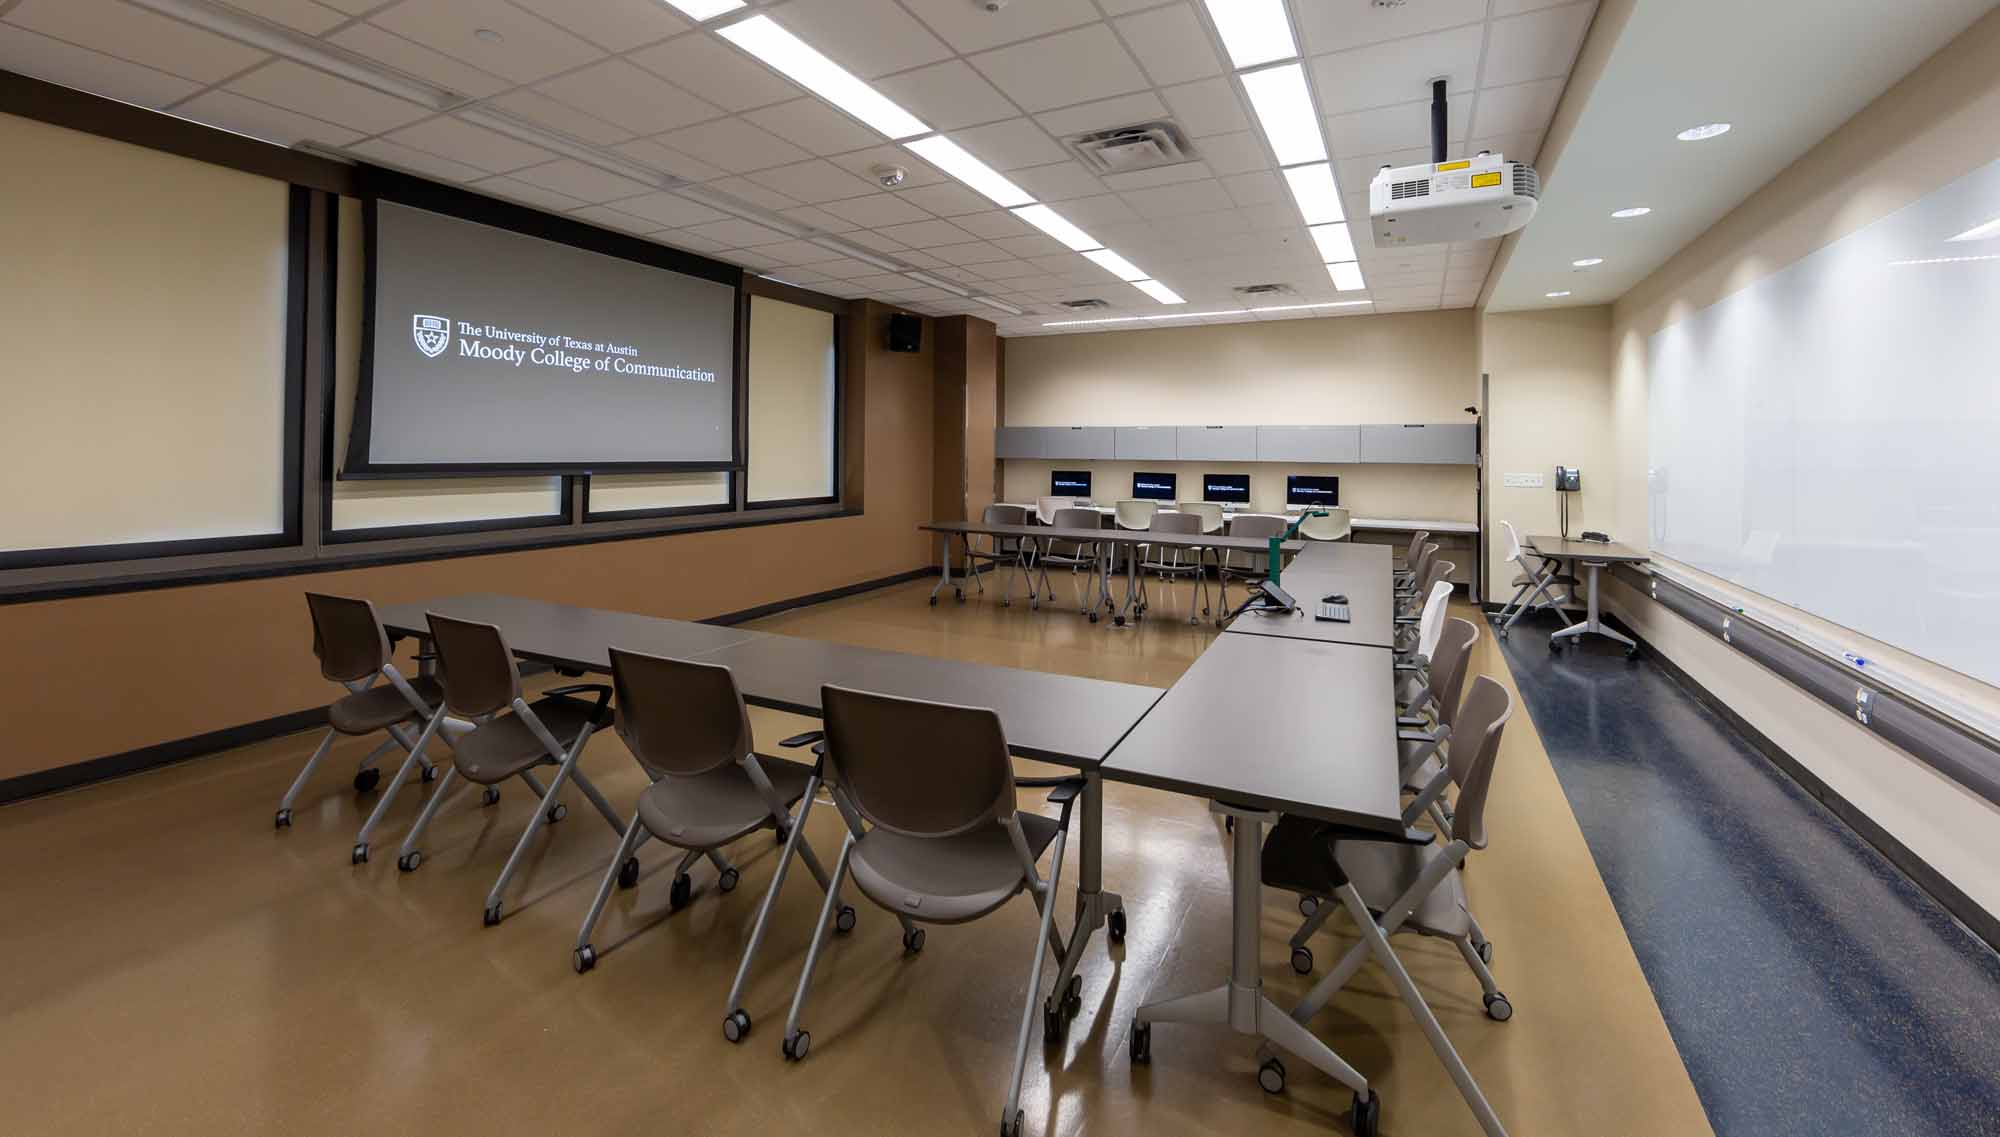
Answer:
389;613;623;927
1033;505;1109;618
1215;513;1289;615
1140;510;1210;624
962;503;1040;608
1397;541;1442;601
777;685;1082;1137
1393;529;1432;583
573;649;849;991
282;593;446;832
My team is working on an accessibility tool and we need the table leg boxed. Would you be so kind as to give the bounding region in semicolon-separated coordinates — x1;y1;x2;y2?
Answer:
929;532;955;605
1550;562;1635;652
1048;770;1125;1007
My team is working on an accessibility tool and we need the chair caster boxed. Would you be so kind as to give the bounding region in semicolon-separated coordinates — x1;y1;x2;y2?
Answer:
1258;1056;1286;1094
1128;1020;1151;1063
421;763;440;783
617;857;641;889
1042;997;1064;1041
718;866;739;892
781;1030;810;1061
573;944;596;973
1291;946;1313;974
483;902;503;927
1298;895;1319;918
353;767;382;793
1107;908;1126;942
1113;616;1125;627
1064;974;1082;1015
481;787;501;807
954;588;964;602
774;826;789;846
1484;992;1514;1021
1477;939;1493;964
902;926;926;953
835;905;857;933
1351;1089;1381;1137
1549;639;1563;653
929;596;938;607
351;843;369;865
1626;646;1641;661
274;809;292;830
1088;612;1099;624
723;1008;751;1042
1000;1108;1024;1137
545;803;567;823
398;850;423;872
669;872;692;911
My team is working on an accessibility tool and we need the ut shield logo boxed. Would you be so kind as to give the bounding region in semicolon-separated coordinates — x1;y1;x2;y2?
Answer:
412;314;451;358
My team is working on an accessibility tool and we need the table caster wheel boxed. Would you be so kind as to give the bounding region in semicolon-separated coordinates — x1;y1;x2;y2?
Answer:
836;905;857;933
1351;1089;1381;1137
1484;992;1514;1021
421;763;440;783
1291;946;1313;974
617;857;640;889
1298;895;1319;918
545;803;567;823
718;866;739;892
483;902;503;927
351;843;369;865
668;873;692;911
353;767;381;793
1258;1057;1286;1095
274;809;292;830
781;1030;810;1061
1549;639;1562;653
1477;940;1493;965
398;850;423;873
955;588;964;602
929;596;938;607
1042;997;1064;1041
1113;616;1125;627
1107;908;1126;942
902;926;926;953
1128;1020;1151;1063
1088;612;1099;624
481;787;501;807
573;944;596;973
723;1008;751;1042
1065;974;1082;1015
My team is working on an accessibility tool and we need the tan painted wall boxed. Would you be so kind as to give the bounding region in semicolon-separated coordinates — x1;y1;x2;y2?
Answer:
746;295;839;503
1606;9;2000;919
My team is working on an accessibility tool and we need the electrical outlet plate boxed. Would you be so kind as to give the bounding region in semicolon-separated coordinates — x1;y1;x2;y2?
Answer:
1503;472;1546;488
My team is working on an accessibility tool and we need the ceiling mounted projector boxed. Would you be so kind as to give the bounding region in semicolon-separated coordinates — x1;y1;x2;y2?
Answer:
1368;151;1540;247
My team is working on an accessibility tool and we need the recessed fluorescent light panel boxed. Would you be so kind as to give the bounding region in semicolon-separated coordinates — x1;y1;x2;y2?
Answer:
904;271;970;297
1011;204;1101;252
1042;300;1370;328
1204;0;1298;70
719;16;929;140
1310;222;1356;264
1240;63;1326;167
1546;290;1572;298
1572;257;1604;267
1947;216;2000;242
1132;279;1185;304
1611;206;1652;219
1282;163;1343;225
1676;122;1731;141
1083;248;1149;282
660;0;747;22
1327;262;1365;291
904;136;1034;208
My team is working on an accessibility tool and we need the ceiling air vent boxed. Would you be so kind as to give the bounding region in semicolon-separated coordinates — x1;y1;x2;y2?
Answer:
1058;299;1110;311
1234;283;1296;298
1067;122;1198;176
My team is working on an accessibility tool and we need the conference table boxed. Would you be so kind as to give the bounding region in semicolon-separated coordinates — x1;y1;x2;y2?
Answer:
1522;535;1650;655
920;518;1306;627
1224;541;1397;650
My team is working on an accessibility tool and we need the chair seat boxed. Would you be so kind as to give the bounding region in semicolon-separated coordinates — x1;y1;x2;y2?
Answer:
848;811;1060;925
1513;569;1578;587
1401;749;1445;793
328;675;443;735
453;694;611;785
637;755;813;849
1336;839;1472;939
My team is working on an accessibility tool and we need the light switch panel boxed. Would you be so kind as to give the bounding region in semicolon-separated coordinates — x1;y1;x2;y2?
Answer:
1503;472;1546;488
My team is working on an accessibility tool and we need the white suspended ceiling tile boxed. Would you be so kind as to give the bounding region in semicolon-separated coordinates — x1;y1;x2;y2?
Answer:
896;182;992;217
1492;0;1592;14
1295;0;1488;56
174;89;361;147
951;117;1070;170
1221;170;1284;206
1160;76;1248;137
769;0;952;79
817;193;935;228
369;0;603;85
657;116;812;174
325;23;512;100
897;0;1099;54
746;158;883;204
1035;91;1171;139
506;0;689;53
385;114;557;173
953;210;1032;240
703;175;800;211
224;59;432;135
656;228;731;254
612;190;731;229
0;23;201;109
1120;178;1235;219
469;174;591;214
873;217;979;247
628;33;800;113
8;0;269;84
742;99;883;157
779;204;863;234
873;60;1019;132
1114;3;1224;86
1464;78;1564;138
612;137;725;182
505;157;656;204
991;234;1069;260
927;241;1014;266
1101;160;1213;192
1465;131;1544;165
1308;23;1483;118
537;58;722;137
971;259;1043;279
1047;193;1139;226
1324;99;1470;156
483;89;635;147
345;136;489;182
1480;2;1594;89
682;216;796;247
749;237;842;265
970;24;1150;114
214;0;347;36
1008;161;1105;202
1194;131;1272;176
1335;145;1430;191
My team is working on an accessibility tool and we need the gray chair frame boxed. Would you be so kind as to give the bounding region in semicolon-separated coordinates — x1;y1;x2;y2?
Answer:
1032;506;1112;619
962;503;1042;609
1139;510;1210;624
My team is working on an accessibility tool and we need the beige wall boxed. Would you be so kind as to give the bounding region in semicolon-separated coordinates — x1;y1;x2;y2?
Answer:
1000;310;1480;524
746;295;838;503
1481;307;1615;597
1606;10;2000;920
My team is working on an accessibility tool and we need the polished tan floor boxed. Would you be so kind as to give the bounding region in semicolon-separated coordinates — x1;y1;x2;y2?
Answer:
0;575;1713;1136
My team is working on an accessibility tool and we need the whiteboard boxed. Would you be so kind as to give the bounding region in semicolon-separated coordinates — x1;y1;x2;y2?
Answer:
1648;156;2000;687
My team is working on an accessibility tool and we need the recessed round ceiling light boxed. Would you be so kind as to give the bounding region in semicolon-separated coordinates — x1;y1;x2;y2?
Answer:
1546;290;1572;298
474;27;504;43
1572;257;1604;267
1677;122;1731;141
1612;206;1652;219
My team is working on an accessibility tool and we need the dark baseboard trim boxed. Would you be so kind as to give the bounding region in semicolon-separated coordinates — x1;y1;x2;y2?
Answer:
0;706;327;807
1618;616;2000;954
706;567;932;626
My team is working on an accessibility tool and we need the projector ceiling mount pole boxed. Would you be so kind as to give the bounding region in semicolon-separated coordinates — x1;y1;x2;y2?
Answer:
1430;77;1448;164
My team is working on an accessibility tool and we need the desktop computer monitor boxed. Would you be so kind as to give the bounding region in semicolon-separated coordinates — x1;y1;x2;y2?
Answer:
1131;472;1178;502
1203;473;1250;504
1286;474;1340;507
1051;470;1092;498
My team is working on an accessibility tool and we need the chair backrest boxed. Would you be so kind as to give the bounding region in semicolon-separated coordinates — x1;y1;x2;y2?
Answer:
1417;558;1454;605
1415;580;1455;660
304;593;390;684
425;612;522;718
1148;510;1202;536
609;648;750;779
1444;676;1513;850
1298;507;1351;542
1408;542;1441;587
1227;513;1289;571
1499;519;1525;565
1035;496;1072;525
1051;506;1101;532
1115;499;1159;529
1428;618;1480;728
1182;501;1224;533
820;685;1015;840
1403;529;1431;567
984;503;1026;526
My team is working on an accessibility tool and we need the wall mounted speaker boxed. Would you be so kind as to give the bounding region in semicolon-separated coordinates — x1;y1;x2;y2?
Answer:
887;313;922;353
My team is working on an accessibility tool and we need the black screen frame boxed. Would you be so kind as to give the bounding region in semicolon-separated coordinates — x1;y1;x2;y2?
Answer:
343;170;746;480
1131;472;1178;502
1286;474;1341;507
1050;469;1093;497
1202;473;1250;503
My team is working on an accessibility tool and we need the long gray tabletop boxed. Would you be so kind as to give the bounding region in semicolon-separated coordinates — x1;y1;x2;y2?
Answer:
1525;535;1649;562
1101;633;1403;833
1223;542;1396;649
922;519;1306;555
376;593;1164;768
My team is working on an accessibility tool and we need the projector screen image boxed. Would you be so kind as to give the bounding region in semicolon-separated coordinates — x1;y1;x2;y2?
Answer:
347;200;738;475
1287;475;1340;506
1051;470;1092;497
1203;473;1250;503
1132;472;1178;501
